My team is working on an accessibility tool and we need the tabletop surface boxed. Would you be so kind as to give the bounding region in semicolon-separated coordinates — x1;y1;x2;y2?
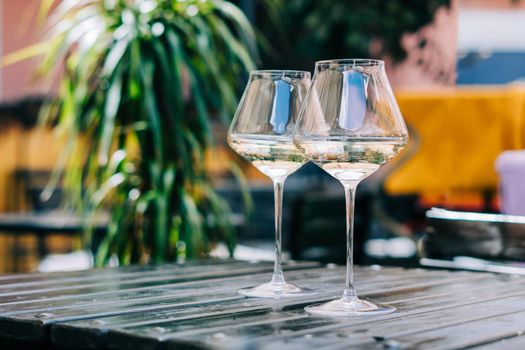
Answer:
0;260;525;350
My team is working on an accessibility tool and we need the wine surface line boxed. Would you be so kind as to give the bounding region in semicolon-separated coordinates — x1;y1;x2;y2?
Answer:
229;134;307;181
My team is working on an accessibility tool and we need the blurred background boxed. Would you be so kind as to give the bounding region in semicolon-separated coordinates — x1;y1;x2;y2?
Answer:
1;0;525;273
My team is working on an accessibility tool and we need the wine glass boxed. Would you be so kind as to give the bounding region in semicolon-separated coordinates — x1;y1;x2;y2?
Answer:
294;59;408;316
228;70;315;298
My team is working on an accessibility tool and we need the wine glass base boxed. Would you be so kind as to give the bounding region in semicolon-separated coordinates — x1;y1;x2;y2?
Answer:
305;297;396;317
239;281;316;299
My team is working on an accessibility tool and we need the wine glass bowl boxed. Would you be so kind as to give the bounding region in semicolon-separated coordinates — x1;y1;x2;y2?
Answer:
295;59;407;187
294;59;408;315
229;70;310;183
228;70;314;298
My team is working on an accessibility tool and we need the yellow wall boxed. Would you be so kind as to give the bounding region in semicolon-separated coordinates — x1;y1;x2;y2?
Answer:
0;125;63;272
0;123;264;272
0;125;62;211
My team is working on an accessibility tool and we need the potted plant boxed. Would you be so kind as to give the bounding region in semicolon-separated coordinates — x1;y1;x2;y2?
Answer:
10;0;257;265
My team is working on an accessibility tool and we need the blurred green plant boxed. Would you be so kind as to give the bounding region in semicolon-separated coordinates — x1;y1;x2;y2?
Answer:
256;0;451;70
7;0;257;265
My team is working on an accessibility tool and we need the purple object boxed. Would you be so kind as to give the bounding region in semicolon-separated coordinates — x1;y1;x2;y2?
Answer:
495;150;525;216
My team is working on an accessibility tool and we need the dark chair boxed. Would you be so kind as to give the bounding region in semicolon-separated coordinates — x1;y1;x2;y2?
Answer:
8;169;63;269
13;169;63;211
422;208;525;261
289;125;421;265
364;124;422;238
0;169;107;271
289;190;371;264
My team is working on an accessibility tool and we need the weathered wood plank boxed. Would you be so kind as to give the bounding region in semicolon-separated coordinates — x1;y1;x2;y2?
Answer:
0;265;342;315
161;276;525;350
375;310;525;350
0;261;524;350
0;267;453;316
57;268;452;329
0;260;249;291
45;267;425;348
0;261;318;306
0;259;238;284
475;334;525;350
179;277;519;341
0;264;326;341
0;262;320;298
52;270;495;349
296;294;525;349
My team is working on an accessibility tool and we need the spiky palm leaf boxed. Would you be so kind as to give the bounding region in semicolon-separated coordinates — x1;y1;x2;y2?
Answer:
31;0;256;265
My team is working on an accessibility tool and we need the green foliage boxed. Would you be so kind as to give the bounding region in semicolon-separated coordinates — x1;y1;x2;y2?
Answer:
256;0;451;70
37;0;257;265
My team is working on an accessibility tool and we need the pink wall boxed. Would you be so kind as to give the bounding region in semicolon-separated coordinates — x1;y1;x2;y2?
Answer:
461;0;525;9
1;0;522;101
385;1;459;88
1;0;48;102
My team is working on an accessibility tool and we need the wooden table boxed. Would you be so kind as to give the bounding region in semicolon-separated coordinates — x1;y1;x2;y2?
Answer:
0;260;525;350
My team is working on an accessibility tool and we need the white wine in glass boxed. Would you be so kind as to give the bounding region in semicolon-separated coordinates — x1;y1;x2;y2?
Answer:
294;59;408;316
228;135;307;180
295;136;406;186
228;70;314;298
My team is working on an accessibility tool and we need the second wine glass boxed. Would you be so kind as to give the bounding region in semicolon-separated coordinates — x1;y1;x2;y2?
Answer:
228;70;314;298
294;59;408;316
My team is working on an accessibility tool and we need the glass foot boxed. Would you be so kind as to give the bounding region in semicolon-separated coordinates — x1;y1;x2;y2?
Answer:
239;281;316;299
305;297;396;317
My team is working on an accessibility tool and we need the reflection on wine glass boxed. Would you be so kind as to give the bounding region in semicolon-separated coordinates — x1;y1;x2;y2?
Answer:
294;59;408;316
228;70;315;298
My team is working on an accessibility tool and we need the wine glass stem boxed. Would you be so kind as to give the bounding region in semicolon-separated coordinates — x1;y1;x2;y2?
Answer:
271;179;286;285
343;184;358;302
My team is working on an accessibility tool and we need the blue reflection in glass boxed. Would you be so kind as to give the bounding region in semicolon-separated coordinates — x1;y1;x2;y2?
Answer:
270;79;291;134
338;70;367;131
